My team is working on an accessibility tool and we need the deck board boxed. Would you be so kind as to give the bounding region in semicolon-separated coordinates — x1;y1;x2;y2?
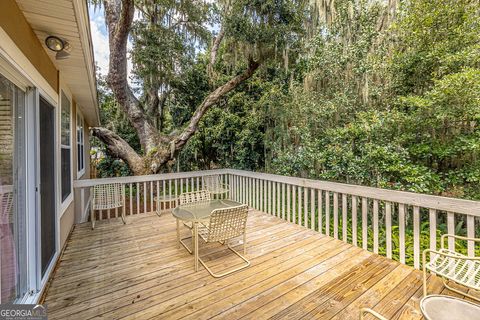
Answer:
43;210;433;319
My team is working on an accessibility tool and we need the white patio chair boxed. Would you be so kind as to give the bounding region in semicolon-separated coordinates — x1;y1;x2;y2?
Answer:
197;204;250;277
359;308;388;320
176;190;211;252
423;234;480;302
202;175;229;197
0;186;14;224
90;183;126;229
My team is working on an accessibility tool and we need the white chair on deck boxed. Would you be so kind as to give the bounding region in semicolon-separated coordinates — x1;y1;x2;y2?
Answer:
197;204;250;277
202;175;229;198
176;190;211;252
423;234;480;302
90;183;126;229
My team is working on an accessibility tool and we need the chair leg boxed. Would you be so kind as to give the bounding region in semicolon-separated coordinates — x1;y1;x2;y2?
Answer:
443;279;480;302
198;242;250;278
90;208;95;230
243;232;247;255
121;207;127;224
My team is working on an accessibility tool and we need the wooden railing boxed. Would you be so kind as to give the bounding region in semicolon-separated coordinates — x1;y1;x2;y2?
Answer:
74;169;480;269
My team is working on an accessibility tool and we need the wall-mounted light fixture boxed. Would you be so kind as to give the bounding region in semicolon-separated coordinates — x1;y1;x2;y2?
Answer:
45;35;70;60
45;36;64;51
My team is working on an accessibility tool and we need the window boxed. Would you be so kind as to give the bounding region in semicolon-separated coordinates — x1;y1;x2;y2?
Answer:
77;113;85;176
60;91;71;202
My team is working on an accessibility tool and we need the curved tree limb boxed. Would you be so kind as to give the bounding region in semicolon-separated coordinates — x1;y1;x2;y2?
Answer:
91;127;145;174
173;58;261;152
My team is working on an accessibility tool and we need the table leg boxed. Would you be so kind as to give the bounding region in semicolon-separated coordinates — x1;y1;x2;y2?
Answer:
176;218;180;248
194;222;199;272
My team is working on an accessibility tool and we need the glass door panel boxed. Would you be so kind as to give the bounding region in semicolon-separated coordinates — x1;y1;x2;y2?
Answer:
0;73;27;303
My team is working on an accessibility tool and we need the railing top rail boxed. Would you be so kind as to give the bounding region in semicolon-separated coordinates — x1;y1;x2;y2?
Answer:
225;169;480;217
74;168;480;217
73;169;227;188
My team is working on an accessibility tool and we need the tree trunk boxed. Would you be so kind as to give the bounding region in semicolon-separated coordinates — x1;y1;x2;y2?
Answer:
92;0;263;175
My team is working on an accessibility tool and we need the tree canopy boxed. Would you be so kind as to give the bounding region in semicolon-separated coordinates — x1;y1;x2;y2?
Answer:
93;0;480;200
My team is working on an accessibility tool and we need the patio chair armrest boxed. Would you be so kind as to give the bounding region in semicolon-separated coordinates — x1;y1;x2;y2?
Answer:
422;249;480;267
441;234;480;250
359;308;388;320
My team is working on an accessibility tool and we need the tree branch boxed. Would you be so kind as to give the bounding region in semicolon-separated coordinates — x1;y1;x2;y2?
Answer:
91;127;145;174
210;27;225;68
173;59;261;150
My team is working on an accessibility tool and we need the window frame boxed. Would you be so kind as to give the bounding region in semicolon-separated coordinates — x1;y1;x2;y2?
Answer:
76;112;85;178
59;90;73;209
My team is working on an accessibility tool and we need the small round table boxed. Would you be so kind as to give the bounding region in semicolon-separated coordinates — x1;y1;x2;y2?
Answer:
420;295;480;320
154;195;178;216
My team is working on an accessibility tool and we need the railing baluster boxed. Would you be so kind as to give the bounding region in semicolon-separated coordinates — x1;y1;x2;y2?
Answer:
277;182;281;218
318;189;323;234
292;185;296;224
429;209;436;260
150;181;154;213
386;202;392;258
180;178;183;195
273;182;277;216
282;183;286;220
263;179;267;213
136;182;140;215
413;206;420;269
297;186;302;225
342;194;347;241
174;179;178;199
352;196;358;246
143;182;147;214
467;215;475;257
325;191;330;236
129;183;133;216
373;199;379;254
362;197;368;250
287;184;291;222
304;187;308;227
333;192;339;239
156;180;160;213
447;212;455;251
399;203;406;264
268;180;272;214
310;188;315;230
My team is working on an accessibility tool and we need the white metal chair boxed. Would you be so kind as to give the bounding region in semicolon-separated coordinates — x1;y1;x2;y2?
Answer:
0;186;14;224
359;308;388;320
90;183;126;229
197;204;250;277
202;175;229;197
176;190;211;252
423;234;480;302
178;190;211;207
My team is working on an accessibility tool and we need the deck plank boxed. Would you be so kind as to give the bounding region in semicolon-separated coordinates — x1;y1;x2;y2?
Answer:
43;210;427;320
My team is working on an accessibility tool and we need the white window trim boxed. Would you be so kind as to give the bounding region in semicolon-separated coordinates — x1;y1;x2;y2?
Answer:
77;111;86;179
59;88;74;216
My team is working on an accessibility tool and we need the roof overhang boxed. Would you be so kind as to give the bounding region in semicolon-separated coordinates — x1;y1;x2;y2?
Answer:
16;0;100;126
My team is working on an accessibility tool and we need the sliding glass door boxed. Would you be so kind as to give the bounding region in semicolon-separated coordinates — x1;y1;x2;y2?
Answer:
0;73;27;303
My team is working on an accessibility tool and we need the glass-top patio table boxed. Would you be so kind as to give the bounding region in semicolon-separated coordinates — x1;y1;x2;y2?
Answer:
173;199;244;271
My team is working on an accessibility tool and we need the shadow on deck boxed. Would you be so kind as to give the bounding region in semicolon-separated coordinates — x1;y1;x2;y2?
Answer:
42;210;446;319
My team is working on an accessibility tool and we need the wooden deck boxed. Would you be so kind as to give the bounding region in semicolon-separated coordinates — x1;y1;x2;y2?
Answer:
43;210;447;320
